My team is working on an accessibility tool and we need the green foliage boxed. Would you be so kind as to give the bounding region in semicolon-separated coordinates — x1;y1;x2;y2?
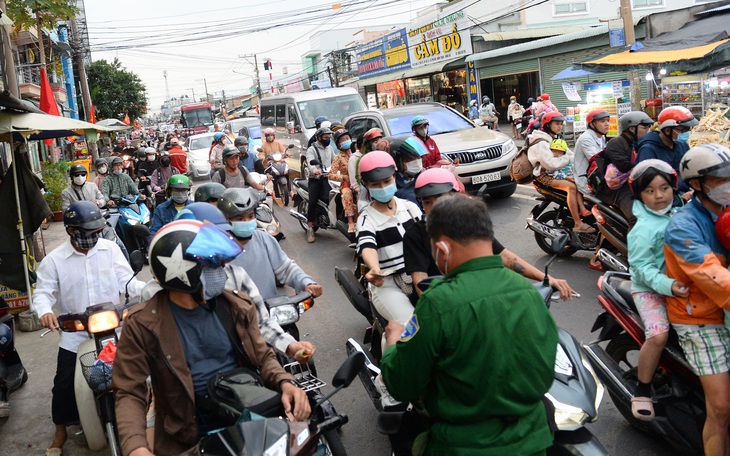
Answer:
86;58;147;121
41;159;69;212
6;0;78;32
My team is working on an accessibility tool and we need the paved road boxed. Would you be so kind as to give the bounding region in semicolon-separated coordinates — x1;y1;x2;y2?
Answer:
1;186;682;455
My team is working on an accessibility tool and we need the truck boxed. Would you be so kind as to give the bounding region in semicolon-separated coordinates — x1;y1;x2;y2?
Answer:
180;102;214;134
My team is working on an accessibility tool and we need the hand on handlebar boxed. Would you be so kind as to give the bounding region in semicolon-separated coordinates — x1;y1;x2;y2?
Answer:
281;382;311;421
40;312;59;331
305;283;322;298
548;276;575;301
107;200;116;206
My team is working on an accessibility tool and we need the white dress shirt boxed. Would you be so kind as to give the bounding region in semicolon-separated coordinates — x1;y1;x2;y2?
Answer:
33;238;145;352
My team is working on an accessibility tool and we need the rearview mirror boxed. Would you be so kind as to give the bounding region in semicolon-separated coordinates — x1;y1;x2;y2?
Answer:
332;352;365;388
310;159;320;166
288;144;295;149
129;250;145;274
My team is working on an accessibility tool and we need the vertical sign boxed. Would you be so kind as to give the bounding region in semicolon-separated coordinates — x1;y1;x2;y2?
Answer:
466;61;478;103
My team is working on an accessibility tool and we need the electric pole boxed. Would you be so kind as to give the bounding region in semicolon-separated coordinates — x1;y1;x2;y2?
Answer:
70;17;92;123
619;0;642;110
188;87;195;102
239;54;263;100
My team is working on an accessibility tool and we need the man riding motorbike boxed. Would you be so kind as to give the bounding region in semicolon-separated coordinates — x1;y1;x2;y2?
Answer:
212;146;264;190
234;136;258;173
101;157;145;206
148;174;192;243
304;127;335;243
574;109;610;195
61;164;105;211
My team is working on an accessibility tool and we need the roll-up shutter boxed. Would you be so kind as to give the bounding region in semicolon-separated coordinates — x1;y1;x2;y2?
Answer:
541;46;649;112
478;59;539;79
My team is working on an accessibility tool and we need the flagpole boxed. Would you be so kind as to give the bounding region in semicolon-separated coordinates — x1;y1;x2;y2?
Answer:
10;137;34;308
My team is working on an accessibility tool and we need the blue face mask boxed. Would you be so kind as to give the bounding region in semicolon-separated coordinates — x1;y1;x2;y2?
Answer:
676;131;690;143
231;220;257;239
340;140;352;151
369;183;397;203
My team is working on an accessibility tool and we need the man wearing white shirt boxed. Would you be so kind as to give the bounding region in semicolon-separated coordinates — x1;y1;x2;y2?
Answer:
574;109;610;195
33;201;144;456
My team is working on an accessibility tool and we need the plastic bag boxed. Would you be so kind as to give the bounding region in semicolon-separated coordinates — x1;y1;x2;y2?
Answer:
605;163;631;191
97;340;117;364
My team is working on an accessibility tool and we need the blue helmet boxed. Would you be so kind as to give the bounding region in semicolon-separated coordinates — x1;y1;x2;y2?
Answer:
0;322;12;350
64;201;106;231
175;202;232;231
213;132;225;142
315;116;328;127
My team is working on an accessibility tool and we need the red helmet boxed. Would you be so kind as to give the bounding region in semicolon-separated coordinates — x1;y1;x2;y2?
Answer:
658;106;698;130
586;109;610;124
415;168;459;198
363;128;383;143
716;207;730;250
359;151;396;183
541;93;550;100
542;111;565;126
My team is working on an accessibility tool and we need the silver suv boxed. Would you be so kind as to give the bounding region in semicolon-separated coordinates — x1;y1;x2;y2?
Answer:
343;103;518;197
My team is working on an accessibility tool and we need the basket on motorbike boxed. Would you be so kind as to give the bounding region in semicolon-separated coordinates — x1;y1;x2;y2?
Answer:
79;351;114;393
283;360;326;393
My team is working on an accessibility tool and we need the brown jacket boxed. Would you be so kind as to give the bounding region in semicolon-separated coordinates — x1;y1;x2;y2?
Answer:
112;289;294;456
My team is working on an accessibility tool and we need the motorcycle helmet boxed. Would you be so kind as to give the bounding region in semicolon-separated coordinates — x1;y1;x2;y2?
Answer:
169;137;180;146
415;168;459;199
234;136;249;147
658;106;699;131
95;158;108;169
144;147;157;156
222;145;240;159
330;121;344;132
482;96;490;103
333;129;350;146
715;207;730;250
315;127;333;138
109;156;123;167
194;182;227;203
0;322;12;350
263;127;276;138
149;219;241;293
314;116;328;128
541;93;550;101
363;128;383;144
549;139;569;153
165;174;191;197
618;111;654;134
159;152;172;167
64;201;106;231
411;115;429;130
628;159;677;199
527;97;535;104
359;151;396;183
174;202;232;231
586;109;610;127
679;143;730;183
388;136;428;172
213;132;225;142
541;111;565;134
218;187;260;219
69;164;87;177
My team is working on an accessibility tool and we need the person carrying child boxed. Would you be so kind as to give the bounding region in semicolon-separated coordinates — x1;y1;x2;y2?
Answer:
626;159;689;421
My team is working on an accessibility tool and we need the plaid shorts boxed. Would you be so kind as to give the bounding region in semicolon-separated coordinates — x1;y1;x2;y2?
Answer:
673;324;730;376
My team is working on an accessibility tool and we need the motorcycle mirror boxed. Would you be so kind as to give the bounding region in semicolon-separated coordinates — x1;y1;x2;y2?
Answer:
310;159;320;166
129;250;145;274
332;351;366;389
287;144;295;149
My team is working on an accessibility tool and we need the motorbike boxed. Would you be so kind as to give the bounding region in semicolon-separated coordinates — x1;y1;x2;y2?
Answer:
582;271;706;455
181;352;366;456
590;201;630;273
265;144;295;207
249;172;284;241
100;207;130;264
290;160;355;243
336;234;608;455
41;251;144;454
135;168;157;216
121;154;135;177
0;297;28;418
109;194;151;260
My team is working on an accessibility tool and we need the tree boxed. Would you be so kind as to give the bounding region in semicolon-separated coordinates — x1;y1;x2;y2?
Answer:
86;58;147;120
6;1;77;32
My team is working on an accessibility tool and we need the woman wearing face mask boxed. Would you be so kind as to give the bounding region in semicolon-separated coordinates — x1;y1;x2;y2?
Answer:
389;136;428;207
93;158;109;189
329;129;358;233
411;116;443;169
151;152;181;204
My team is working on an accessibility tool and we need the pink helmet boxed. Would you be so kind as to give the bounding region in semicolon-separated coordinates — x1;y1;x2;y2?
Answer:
359;151;396;183
263;127;275;136
415;168;459;198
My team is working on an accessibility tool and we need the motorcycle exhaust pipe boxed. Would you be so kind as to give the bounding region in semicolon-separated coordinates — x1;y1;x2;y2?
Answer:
526;216;563;239
597;249;629;273
289;209;308;223
582;343;633;401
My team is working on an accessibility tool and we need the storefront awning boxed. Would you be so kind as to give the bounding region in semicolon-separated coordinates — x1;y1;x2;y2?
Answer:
357;57;463;87
550;66;597;81
478;25;591;42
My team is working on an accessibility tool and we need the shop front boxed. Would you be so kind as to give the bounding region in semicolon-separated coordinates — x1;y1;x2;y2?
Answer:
479;70;540;111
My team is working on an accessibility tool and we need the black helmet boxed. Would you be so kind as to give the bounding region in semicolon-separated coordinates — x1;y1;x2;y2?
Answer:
64;201;105;231
527;97;535;104
95;158;108;169
194;182;226;203
234;136;249;147
222;145;240;159
333;129;350;145
316;127;333;138
149;219;241;293
69;164;87;176
218;188;259;219
109;156;123;166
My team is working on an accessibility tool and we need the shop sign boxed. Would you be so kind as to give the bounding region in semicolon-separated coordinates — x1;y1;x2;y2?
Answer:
609;20;625;48
0;284;29;314
311;78;332;90
617;102;632;116
407;11;472;68
466;61;478;102
562;83;582;102
357;28;411;79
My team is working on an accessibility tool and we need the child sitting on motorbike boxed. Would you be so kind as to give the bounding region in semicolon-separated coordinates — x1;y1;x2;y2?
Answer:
546;138;591;219
627;160;689;421
527;112;594;233
329;129;357;233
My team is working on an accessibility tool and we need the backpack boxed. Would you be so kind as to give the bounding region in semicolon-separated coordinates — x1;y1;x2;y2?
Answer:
218;165;249;185
510;138;547;184
585;150;607;194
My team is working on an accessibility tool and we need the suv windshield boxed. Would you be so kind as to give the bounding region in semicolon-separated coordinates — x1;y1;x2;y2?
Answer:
384;107;474;137
297;94;366;129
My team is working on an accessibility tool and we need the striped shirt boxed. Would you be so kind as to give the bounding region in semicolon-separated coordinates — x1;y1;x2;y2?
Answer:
357;197;422;274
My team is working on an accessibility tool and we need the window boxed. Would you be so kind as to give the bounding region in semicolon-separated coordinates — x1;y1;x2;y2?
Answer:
275;104;286;127
261;105;275;126
384;107;473;137
633;0;663;7
345;118;379;141
287;104;299;129
553;1;587;15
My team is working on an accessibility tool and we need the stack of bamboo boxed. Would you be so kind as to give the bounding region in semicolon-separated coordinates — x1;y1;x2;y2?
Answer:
688;104;730;147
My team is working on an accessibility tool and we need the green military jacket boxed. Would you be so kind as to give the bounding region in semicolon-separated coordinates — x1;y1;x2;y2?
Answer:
381;255;558;456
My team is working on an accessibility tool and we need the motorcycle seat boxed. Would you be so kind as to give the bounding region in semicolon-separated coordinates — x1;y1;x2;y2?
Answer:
605;273;638;314
293;178;308;191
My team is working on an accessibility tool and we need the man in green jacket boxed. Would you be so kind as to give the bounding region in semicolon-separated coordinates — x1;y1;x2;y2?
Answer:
381;194;558;455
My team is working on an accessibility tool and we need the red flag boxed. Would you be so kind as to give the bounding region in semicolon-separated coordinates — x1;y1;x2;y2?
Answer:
123;113;130;125
39;67;60;146
88;102;97;124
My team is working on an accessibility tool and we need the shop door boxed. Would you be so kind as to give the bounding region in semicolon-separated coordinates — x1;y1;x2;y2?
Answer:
480;72;539;109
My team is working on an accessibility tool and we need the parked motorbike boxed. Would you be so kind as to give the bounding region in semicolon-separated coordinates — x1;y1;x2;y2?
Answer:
582;271;705;455
290;160;355;243
336;234;607;455
109;194;151;259
41;251;144;454
0;297;28;418
181;352;366;456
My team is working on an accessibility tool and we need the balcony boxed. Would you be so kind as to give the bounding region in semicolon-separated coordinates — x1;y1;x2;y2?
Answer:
17;65;41;99
52;84;67;104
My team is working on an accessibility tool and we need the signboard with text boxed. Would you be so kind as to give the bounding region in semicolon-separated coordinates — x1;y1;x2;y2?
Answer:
407;11;472;68
357;28;411;79
0;284;29;314
466;61;478;102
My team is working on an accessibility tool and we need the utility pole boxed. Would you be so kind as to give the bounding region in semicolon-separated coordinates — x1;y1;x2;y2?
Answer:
239;54;263;100
70;17;92;123
202;78;210;103
619;0;642;110
0;0;19;97
188;87;195;102
330;52;340;88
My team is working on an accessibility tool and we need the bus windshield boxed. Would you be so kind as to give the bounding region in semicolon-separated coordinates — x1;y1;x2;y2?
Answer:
181;108;213;128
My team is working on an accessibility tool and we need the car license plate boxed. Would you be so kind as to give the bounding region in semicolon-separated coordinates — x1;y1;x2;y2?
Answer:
472;172;501;184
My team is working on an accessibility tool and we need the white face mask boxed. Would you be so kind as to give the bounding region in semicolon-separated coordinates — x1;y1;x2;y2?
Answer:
147;155;156;161
98;165;108;174
705;182;730;207
417;127;428;137
405;158;423;177
73;175;86;186
113;168;123;175
645;200;673;216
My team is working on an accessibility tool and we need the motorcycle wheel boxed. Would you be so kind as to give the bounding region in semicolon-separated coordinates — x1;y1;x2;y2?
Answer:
533;210;577;257
296;200;318;232
279;181;289;206
321;429;347;456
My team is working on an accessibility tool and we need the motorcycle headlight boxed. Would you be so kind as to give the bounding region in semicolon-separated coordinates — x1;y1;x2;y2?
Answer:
266;224;279;236
87;310;120;334
546;393;590;431
270;304;299;325
127;218;140;226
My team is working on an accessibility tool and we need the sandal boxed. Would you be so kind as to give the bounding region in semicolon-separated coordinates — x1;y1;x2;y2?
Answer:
588;259;604;272
45;449;62;456
631;396;655;421
575;224;596;234
580;209;592;217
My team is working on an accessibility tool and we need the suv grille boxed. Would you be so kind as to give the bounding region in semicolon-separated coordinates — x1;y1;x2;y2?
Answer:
445;145;503;164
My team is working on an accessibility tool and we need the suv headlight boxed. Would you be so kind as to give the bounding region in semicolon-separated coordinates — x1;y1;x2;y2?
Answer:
502;139;517;157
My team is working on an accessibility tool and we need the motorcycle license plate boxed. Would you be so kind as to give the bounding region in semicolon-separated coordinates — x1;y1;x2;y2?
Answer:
472;172;501;185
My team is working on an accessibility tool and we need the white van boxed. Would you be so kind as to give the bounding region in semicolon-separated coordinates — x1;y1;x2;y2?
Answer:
259;87;366;175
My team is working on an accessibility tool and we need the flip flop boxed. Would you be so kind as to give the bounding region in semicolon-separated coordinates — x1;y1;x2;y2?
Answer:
631;396;655;421
588;260;604;272
45;449;62;456
575;224;596;234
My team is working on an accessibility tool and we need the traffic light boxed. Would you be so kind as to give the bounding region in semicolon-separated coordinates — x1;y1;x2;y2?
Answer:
264;60;272;71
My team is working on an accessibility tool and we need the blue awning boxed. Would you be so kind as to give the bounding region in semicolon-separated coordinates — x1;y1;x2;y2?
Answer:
550;66;597;81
